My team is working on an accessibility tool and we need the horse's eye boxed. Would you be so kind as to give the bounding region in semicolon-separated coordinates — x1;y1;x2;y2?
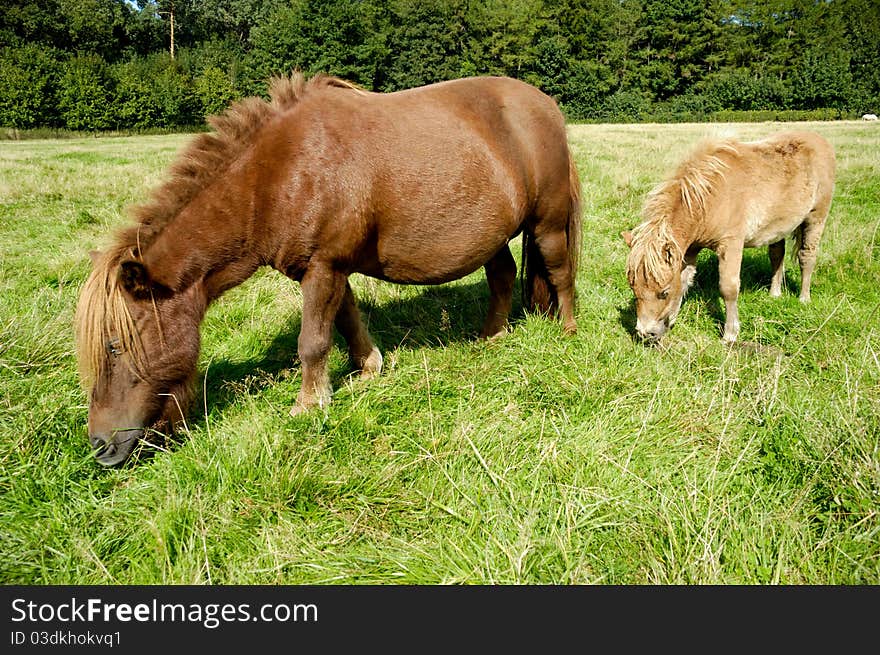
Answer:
107;338;122;357
658;289;670;300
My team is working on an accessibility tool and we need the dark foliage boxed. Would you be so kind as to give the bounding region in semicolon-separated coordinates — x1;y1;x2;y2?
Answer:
1;0;877;130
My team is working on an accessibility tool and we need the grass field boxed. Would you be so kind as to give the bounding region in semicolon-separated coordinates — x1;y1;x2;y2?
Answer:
1;121;878;584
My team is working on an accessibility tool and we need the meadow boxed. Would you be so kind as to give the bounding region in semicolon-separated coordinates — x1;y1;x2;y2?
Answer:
1;121;877;584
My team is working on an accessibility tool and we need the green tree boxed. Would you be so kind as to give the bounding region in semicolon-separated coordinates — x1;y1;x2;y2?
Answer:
839;0;880;111
464;0;546;79
790;48;854;110
246;0;388;92
57;53;114;130
59;0;132;60
0;44;61;128
632;0;721;100
195;65;241;117
0;1;66;49
381;0;467;90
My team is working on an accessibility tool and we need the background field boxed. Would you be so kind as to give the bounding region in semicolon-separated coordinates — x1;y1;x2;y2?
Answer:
1;121;878;584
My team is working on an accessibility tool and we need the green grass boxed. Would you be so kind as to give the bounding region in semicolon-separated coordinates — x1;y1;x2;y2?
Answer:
1;121;878;584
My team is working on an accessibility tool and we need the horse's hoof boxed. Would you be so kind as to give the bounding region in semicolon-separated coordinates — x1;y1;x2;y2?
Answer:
479;325;508;341
289;390;332;417
563;322;577;336
289;403;311;417
359;347;383;379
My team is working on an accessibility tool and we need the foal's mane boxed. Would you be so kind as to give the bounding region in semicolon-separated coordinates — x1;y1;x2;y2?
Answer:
627;137;739;285
75;72;361;387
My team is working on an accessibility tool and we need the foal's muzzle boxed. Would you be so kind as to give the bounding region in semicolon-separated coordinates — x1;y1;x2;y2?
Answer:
636;319;668;342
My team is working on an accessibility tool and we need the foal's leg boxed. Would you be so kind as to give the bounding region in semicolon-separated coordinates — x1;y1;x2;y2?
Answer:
532;228;577;335
291;265;347;416
797;207;830;303
334;281;383;379
717;240;744;344
670;247;701;327
480;245;516;339
768;240;786;298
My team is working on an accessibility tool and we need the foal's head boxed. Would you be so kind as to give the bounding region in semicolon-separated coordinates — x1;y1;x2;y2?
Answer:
622;222;687;344
75;249;204;465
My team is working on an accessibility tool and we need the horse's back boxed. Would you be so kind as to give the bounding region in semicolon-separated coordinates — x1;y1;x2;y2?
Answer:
723;131;835;247
280;77;573;284
746;130;835;187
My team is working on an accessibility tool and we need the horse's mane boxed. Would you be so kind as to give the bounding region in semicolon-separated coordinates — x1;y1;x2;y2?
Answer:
75;246;146;387
625;219;681;286
75;72;362;387
627;137;740;285
123;72;362;251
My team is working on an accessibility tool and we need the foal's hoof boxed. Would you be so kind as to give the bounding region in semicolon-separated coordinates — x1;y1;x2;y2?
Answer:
563;321;577;336
359;347;383;380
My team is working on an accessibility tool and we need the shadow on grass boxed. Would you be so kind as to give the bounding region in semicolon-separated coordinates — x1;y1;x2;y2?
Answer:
187;276;521;427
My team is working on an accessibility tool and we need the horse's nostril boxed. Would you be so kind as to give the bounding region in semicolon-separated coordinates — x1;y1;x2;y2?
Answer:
89;434;107;449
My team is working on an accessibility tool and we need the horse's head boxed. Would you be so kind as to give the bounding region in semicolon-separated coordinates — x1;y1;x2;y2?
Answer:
622;229;686;344
75;249;204;466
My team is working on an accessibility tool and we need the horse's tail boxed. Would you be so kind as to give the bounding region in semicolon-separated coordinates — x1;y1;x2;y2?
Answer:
522;148;582;315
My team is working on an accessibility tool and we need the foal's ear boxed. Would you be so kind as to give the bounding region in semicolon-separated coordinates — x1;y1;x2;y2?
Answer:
88;249;101;265
119;259;157;299
621;231;633;248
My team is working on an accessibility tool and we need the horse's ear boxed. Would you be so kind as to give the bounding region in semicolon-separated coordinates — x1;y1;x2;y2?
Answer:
88;250;101;264
621;231;633;248
663;242;677;265
119;259;156;299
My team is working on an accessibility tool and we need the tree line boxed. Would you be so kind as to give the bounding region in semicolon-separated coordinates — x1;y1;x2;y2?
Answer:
2;0;878;131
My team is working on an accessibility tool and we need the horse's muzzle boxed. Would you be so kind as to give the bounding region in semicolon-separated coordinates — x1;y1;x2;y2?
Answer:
91;429;142;466
635;319;668;344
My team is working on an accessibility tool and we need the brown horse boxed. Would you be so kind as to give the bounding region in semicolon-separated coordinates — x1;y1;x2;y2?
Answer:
622;130;835;344
74;72;582;466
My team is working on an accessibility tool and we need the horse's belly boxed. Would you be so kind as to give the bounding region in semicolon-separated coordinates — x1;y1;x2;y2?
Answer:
742;206;808;248
365;230;513;285
743;220;799;248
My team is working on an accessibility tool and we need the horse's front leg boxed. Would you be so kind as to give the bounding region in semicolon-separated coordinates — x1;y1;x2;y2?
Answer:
717;241;744;344
670;246;701;327
290;265;348;416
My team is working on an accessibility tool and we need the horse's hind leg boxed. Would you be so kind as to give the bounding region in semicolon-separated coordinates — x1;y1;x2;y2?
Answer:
798;204;830;303
480;245;516;339
291;265;347;416
768;240;786;298
335;282;383;379
531;228;577;335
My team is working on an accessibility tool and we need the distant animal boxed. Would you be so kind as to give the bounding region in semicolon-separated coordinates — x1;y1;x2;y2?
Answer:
74;72;582;466
622;130;835;344
862;113;878;121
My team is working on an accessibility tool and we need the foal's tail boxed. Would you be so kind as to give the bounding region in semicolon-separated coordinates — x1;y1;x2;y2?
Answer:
522;148;582;315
